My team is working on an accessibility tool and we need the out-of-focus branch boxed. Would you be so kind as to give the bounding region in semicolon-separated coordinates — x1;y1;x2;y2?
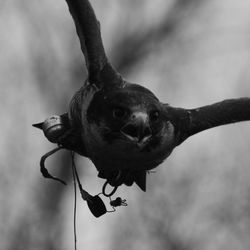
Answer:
113;0;203;74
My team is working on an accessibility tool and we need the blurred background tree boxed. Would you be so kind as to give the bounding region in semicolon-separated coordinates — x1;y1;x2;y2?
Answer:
1;0;250;249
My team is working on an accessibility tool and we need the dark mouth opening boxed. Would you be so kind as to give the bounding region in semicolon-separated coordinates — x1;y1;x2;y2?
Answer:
121;124;138;139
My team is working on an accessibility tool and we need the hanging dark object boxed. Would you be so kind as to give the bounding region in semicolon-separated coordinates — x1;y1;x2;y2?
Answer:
70;152;127;218
33;0;250;216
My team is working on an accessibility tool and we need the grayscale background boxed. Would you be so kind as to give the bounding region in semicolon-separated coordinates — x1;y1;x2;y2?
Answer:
1;0;250;249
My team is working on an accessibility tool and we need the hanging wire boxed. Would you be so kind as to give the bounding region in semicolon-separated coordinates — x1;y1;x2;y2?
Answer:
71;151;91;200
71;151;77;250
40;146;67;185
70;151;126;220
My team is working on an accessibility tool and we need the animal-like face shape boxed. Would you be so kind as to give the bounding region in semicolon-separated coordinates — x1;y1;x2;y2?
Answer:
87;84;172;153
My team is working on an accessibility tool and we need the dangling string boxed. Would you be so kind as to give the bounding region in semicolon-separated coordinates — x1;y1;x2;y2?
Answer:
40;146;67;185
70;151;127;221
70;152;93;247
71;151;91;200
71;151;77;250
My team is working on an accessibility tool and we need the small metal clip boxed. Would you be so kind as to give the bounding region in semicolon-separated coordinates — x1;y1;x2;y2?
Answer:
102;180;118;197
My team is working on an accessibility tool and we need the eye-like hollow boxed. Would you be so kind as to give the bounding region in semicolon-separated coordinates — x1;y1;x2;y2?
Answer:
112;107;127;119
150;110;160;122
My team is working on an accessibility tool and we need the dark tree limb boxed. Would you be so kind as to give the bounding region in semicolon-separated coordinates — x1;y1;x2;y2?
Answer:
113;0;204;74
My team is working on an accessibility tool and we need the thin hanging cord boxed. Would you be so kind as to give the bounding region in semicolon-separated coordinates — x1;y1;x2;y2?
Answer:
71;151;90;201
72;155;83;191
40;146;67;185
71;152;77;250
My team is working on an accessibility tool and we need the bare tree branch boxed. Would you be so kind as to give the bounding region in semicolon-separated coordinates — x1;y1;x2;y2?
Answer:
113;0;204;74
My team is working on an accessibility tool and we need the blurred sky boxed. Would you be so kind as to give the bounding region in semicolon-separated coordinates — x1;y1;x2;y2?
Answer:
1;0;250;250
